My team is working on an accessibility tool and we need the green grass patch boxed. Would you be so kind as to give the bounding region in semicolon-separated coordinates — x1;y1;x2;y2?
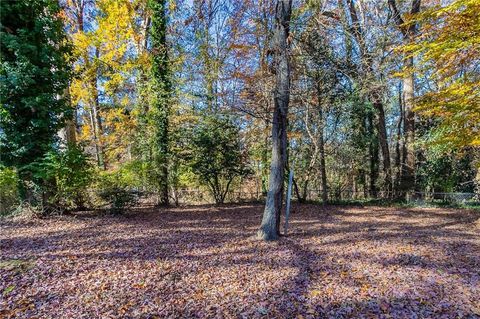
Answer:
0;259;35;272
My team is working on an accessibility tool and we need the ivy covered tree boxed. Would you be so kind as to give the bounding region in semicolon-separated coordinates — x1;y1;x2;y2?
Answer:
149;0;172;206
189;116;251;204
0;0;71;197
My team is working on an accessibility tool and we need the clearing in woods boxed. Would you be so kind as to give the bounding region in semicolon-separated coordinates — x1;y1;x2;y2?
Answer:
1;203;479;318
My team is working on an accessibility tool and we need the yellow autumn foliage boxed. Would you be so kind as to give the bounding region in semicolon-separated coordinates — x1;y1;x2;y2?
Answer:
402;0;480;149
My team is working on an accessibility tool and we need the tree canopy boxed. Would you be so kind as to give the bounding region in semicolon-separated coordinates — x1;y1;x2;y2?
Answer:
1;0;478;216
403;0;480;149
1;0;71;170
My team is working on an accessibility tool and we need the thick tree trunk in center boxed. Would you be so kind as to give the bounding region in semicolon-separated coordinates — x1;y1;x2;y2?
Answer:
258;0;292;241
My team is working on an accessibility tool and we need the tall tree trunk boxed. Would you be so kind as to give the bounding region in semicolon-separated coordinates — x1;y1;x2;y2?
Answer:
150;0;171;206
388;0;420;193
346;0;391;198
319;132;328;204
91;60;106;170
261;135;269;196
401;56;416;191
373;96;392;197
70;1;104;167
395;83;403;193
58;86;77;145
63;0;84;146
316;85;328;204
368;112;379;198
59;1;80;147
88;108;100;166
292;177;302;202
258;0;292;241
357;168;367;198
64;117;77;145
300;98;316;204
92;98;105;170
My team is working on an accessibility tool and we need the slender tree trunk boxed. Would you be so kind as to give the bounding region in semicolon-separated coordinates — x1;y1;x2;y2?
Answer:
301;180;308;202
258;0;292;241
77;1;104;170
319;135;328;204
61;1;83;146
401;56;415;191
369;151;379;198
87;52;106;171
316;85;328;204
64;86;76;145
368;112;379;198
91;64;106;170
58;86;77;145
395;83;403;193
292;177;302;202
86;109;97;161
301;99;317;204
261;135;269;196
92;104;105;170
373;96;392;197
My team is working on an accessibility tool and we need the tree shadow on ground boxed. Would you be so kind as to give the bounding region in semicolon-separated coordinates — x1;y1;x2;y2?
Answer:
1;203;479;318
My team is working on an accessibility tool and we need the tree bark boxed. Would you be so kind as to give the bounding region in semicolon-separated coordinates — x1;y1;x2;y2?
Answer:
317;84;328;204
70;1;104;169
258;0;292;241
319;131;328;204
373;96;392;197
150;0;171;206
395;83;403;193
90;55;106;170
368;111;379;198
58;86;77;145
346;0;391;198
388;0;420;193
401;56;416;191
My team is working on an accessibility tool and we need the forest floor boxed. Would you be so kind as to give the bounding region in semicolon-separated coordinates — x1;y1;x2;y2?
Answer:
1;203;479;319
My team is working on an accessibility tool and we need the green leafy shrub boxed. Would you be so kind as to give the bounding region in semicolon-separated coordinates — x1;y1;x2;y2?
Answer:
188;116;251;204
0;166;20;215
98;188;139;214
96;167;141;214
26;144;93;211
416;149;476;194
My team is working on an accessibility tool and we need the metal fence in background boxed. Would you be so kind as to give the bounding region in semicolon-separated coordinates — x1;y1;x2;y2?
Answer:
138;189;265;206
133;188;480;207
299;189;480;205
406;191;480;206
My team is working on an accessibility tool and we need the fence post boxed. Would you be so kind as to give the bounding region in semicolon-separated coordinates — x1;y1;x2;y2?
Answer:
284;167;294;236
